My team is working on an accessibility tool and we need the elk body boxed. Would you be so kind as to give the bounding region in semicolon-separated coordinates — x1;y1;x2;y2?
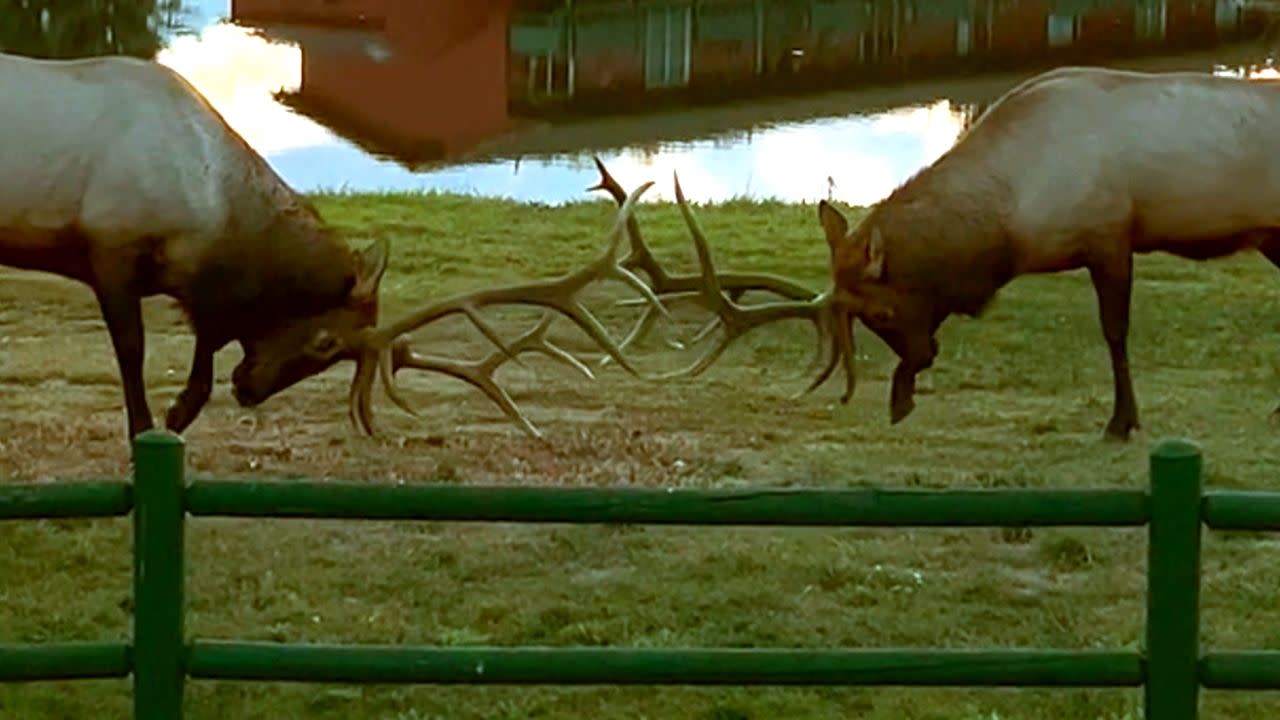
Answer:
0;52;397;442
617;66;1280;441
821;65;1280;440
1;52;669;445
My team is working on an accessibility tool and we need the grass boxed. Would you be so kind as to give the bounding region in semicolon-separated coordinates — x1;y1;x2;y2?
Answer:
2;190;1280;718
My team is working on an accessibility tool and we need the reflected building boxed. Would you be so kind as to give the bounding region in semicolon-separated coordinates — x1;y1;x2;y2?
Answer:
506;0;1264;109
229;0;1270;164
230;0;514;163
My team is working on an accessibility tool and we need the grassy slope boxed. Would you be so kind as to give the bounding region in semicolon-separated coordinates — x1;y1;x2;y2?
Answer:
2;192;1280;719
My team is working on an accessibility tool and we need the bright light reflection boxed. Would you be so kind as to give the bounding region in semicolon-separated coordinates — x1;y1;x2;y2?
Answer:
1213;61;1280;80
538;99;967;206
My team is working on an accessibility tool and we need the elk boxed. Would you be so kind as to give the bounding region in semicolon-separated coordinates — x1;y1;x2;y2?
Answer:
638;66;1280;441
0;52;668;445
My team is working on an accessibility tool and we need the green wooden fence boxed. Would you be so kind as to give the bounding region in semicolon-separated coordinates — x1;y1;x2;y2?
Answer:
3;429;1279;718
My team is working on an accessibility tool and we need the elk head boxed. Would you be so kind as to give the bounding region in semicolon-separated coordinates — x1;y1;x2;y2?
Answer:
231;236;391;408
815;200;938;424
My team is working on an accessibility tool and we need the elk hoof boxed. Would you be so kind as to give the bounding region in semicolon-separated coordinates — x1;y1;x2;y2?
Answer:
164;388;205;434
889;397;915;425
1102;418;1137;442
164;403;190;433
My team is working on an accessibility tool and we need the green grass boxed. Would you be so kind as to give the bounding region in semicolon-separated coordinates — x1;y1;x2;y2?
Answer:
2;190;1280;718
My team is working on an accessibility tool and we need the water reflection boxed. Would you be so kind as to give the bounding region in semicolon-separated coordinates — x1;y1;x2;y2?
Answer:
156;23;320;155
5;0;1278;206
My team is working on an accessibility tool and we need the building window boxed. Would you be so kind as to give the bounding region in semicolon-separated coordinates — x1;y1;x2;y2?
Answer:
1216;0;1242;29
645;4;691;88
1047;14;1075;47
1136;0;1168;41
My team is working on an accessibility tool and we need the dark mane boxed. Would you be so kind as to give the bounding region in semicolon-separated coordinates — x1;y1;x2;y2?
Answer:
184;188;357;340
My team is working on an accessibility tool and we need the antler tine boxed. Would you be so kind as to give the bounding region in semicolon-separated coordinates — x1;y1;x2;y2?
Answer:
789;303;856;403
587;155;670;286
378;340;419;419
386;312;596;439
349;350;379;436
656;171;839;382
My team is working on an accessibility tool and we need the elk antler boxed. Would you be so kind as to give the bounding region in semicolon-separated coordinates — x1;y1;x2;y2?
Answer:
384;313;594;439
662;171;859;403
586;156;825;364
348;181;669;436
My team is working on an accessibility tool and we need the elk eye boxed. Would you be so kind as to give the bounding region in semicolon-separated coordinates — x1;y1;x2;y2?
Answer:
306;330;341;358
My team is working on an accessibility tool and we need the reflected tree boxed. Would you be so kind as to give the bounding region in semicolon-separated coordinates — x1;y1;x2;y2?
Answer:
0;0;191;59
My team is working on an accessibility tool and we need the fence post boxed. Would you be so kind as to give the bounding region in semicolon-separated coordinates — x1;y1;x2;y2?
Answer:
132;430;187;720
1145;437;1203;720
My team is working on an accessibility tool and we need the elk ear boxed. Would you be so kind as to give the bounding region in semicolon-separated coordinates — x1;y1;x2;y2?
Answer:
817;200;850;253
352;237;389;301
864;227;886;280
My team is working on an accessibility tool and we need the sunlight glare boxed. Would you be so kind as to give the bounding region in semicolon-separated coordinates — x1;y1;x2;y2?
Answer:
156;22;333;155
868;99;966;164
572;99;967;207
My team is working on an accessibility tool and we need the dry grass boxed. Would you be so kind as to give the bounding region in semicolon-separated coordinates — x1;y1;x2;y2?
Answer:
2;192;1279;718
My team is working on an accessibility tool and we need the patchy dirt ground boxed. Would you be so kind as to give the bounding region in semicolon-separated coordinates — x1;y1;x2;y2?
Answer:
3;195;1280;719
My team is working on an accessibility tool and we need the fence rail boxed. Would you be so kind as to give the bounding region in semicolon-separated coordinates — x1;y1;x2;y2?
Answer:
184;643;1145;687
0;431;1275;719
0;642;131;681
184;480;1152;525
0;480;131;519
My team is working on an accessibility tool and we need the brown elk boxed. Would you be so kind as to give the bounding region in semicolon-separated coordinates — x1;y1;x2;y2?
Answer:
613;66;1280;441
1;52;668;445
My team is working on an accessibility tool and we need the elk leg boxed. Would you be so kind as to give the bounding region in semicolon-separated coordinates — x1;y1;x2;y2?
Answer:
889;361;917;423
164;337;216;434
94;287;154;441
1088;256;1139;441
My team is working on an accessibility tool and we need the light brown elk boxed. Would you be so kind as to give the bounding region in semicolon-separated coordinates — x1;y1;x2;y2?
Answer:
620;66;1280;441
0;52;667;445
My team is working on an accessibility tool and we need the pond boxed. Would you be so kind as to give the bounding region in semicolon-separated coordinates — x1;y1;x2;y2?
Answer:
8;0;1280;206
